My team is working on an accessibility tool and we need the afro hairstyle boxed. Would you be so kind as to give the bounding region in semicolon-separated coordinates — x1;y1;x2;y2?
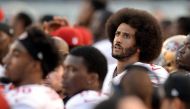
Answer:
106;8;162;62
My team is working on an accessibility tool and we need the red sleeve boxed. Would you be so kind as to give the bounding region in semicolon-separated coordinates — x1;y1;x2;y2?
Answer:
0;92;10;109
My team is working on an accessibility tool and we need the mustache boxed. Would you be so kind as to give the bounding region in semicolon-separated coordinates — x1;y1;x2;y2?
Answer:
113;43;122;48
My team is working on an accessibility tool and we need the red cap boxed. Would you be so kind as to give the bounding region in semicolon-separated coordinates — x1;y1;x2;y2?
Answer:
0;8;4;22
75;26;93;45
0;92;10;109
51;27;84;47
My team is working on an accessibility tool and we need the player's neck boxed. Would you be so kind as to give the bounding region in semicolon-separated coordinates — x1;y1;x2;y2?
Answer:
179;65;190;72
15;73;42;87
90;86;101;92
116;55;139;74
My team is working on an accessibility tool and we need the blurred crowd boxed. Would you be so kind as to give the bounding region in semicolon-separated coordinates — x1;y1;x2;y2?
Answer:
0;0;190;109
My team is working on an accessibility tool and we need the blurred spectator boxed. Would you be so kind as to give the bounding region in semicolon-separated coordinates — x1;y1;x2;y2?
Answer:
52;36;69;55
44;16;93;48
91;10;116;65
160;19;174;41
75;26;93;45
155;35;186;73
176;34;190;73
93;39;116;65
43;16;69;34
40;14;54;24
11;12;33;39
0;23;14;77
38;14;54;30
51;27;84;50
0;23;14;93
0;92;9;109
160;73;190;109
41;15;93;47
44;37;69;99
76;0;108;28
0;7;4;22
90;10;112;42
175;16;190;35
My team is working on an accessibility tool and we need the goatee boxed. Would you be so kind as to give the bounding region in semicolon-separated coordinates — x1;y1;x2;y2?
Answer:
112;46;138;60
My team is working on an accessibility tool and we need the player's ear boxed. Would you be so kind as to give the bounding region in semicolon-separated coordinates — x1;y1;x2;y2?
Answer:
32;61;41;72
88;73;98;82
137;48;140;53
87;73;99;88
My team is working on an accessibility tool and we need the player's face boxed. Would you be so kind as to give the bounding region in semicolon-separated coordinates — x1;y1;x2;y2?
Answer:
112;23;137;60
176;35;190;70
45;65;64;93
3;41;35;86
63;55;90;97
